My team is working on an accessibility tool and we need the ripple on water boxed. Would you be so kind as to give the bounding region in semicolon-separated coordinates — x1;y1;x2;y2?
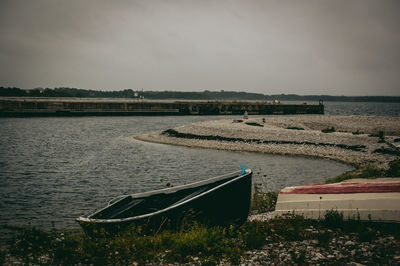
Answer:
0;116;353;230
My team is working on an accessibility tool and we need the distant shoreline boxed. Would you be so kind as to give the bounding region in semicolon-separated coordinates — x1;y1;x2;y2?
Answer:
1;87;400;102
135;115;400;168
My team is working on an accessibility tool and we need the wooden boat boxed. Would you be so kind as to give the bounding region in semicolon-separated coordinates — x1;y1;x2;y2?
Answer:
273;178;400;222
77;168;252;235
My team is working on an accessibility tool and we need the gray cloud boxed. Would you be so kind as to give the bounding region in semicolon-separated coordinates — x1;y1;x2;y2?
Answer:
0;0;399;95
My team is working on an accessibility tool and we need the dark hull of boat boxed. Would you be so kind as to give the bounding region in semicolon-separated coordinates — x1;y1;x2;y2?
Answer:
77;170;252;236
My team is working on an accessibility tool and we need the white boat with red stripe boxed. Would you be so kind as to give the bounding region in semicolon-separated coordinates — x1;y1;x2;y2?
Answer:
273;178;400;222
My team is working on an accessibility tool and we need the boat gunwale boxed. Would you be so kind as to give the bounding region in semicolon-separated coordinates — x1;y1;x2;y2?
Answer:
280;181;400;194
76;169;251;224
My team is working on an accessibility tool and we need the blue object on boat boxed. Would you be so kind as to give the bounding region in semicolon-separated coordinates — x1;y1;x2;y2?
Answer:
240;164;248;175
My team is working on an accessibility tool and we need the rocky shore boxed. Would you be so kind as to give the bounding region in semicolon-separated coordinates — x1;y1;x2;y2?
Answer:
239;232;400;265
138;231;400;265
133;115;400;265
135;115;400;168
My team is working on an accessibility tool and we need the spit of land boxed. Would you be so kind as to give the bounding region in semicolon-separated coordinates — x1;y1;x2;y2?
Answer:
135;115;400;169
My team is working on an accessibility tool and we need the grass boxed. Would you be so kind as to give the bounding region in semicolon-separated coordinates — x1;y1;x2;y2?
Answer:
0;248;5;266
250;185;278;214
326;166;384;184
369;131;386;143
3;161;400;265
5;211;400;265
286;126;305;130
321;126;335;133
387;159;400;176
374;147;400;156
326;159;400;184
369;131;385;139
0;191;295;265
352;129;364;135
5;224;244;265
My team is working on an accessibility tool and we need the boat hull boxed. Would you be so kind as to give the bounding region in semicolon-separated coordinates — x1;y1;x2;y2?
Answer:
77;170;252;235
273;178;400;222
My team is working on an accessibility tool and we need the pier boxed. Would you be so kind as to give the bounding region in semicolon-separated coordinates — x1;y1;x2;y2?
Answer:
0;98;324;117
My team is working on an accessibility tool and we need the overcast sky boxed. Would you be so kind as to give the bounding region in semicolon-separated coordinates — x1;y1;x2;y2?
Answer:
0;0;399;96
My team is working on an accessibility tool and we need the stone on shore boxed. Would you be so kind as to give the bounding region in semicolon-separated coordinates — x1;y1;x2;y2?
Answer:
135;115;400;168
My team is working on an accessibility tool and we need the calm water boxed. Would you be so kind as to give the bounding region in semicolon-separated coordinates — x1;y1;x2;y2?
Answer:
285;101;400;116
323;101;400;116
1;101;396;231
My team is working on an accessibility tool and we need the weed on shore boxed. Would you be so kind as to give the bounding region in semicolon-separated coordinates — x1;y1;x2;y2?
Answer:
250;185;278;214
3;212;400;265
3;161;400;265
245;121;264;127
326;159;400;183
321;126;336;133
286;126;305;130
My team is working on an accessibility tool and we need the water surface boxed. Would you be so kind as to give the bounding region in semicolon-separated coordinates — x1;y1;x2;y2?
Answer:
0;115;353;230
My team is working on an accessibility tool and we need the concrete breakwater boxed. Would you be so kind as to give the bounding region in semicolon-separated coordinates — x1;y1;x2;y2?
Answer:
0;98;324;117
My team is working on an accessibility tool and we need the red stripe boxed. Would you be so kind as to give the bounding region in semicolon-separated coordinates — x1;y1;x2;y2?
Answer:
280;182;400;194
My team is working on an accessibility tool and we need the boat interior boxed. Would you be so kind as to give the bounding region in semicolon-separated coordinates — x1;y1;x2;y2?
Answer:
88;174;239;220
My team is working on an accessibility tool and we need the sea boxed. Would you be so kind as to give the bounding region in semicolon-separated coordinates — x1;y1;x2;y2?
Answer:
0;101;398;230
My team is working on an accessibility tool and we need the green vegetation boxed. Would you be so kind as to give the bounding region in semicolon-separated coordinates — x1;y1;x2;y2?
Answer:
326;159;400;184
0;248;5;265
321;126;336;133
0;87;141;98
4;224;241;265
326;166;384;184
374;147;400;156
368;131;386;143
368;131;400;155
369;131;385;139
3;211;400;265
250;186;278;214
387;159;400;176
352;130;363;135
286;126;305;130
2;87;400;102
245;121;264;127
2;161;400;264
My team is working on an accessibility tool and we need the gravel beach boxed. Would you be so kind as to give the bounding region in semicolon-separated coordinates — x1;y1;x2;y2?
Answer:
135;115;400;168
134;115;400;265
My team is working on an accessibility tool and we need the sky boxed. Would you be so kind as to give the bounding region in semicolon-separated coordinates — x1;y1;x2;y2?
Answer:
0;0;399;96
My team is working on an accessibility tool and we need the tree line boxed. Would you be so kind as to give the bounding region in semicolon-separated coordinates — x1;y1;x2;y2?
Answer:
1;87;399;102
